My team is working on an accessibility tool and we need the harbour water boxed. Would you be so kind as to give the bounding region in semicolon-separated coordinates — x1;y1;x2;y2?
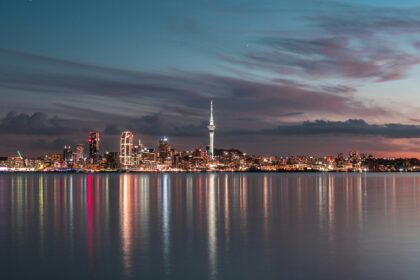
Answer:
2;173;420;279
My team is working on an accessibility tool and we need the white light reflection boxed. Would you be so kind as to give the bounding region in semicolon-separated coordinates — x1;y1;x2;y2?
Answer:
38;175;45;256
224;174;230;250
140;175;150;256
162;174;171;276
263;175;269;240
208;173;217;280
328;175;335;242
317;175;325;232
68;175;74;259
186;175;193;230
356;175;363;232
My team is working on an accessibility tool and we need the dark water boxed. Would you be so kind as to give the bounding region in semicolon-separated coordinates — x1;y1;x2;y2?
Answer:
1;173;420;279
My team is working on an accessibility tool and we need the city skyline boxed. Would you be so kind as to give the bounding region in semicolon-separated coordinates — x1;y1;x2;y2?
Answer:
3;1;420;157
2;98;418;174
4;97;420;160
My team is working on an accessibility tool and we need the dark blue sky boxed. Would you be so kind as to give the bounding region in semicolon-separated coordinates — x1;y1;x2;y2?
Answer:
2;0;420;157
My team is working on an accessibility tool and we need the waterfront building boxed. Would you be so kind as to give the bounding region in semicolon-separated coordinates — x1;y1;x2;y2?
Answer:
7;156;26;169
0;157;7;170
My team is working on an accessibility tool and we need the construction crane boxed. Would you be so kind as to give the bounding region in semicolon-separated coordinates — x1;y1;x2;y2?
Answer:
15;150;27;168
17;150;23;160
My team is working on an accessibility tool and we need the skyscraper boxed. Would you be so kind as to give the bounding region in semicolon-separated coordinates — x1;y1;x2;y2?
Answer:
88;131;100;163
158;136;172;163
75;144;84;162
63;145;73;163
105;152;119;169
132;139;144;166
120;131;134;167
208;100;216;159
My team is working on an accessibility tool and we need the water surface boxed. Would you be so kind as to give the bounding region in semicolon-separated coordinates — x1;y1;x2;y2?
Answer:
1;173;420;279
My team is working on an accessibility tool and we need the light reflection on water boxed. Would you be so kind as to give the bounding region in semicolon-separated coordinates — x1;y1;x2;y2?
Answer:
2;173;420;279
208;174;217;280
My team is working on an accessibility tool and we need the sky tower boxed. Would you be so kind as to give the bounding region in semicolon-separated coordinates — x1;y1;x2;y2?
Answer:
208;100;216;159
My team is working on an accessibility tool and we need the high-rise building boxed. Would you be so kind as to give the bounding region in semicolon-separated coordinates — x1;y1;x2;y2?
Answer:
208;100;216;159
63;145;73;163
88;131;100;163
132;140;144;166
120;131;134;167
105;152;119;169
158;136;172;163
75;144;84;162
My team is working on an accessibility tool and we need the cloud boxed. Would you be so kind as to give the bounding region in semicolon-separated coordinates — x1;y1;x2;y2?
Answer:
313;5;420;37
103;115;164;136
0;48;200;102
244;119;420;138
128;113;168;136
0;111;81;135
103;124;122;135
321;85;356;94
242;37;419;82
207;76;385;118
278;112;304;117
29;137;70;152
105;112;207;137
162;105;201;118
235;5;420;82
0;48;385;124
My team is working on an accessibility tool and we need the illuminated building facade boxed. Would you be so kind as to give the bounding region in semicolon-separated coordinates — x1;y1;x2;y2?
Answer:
47;153;63;164
132;140;144;166
63;145;73;163
75;144;84;162
88;131;100;164
120;131;134;167
158;137;175;166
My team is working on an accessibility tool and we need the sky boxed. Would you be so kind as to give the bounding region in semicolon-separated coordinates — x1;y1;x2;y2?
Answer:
2;0;420;157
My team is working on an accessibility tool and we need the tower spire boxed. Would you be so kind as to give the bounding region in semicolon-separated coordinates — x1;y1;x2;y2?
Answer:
210;99;214;125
